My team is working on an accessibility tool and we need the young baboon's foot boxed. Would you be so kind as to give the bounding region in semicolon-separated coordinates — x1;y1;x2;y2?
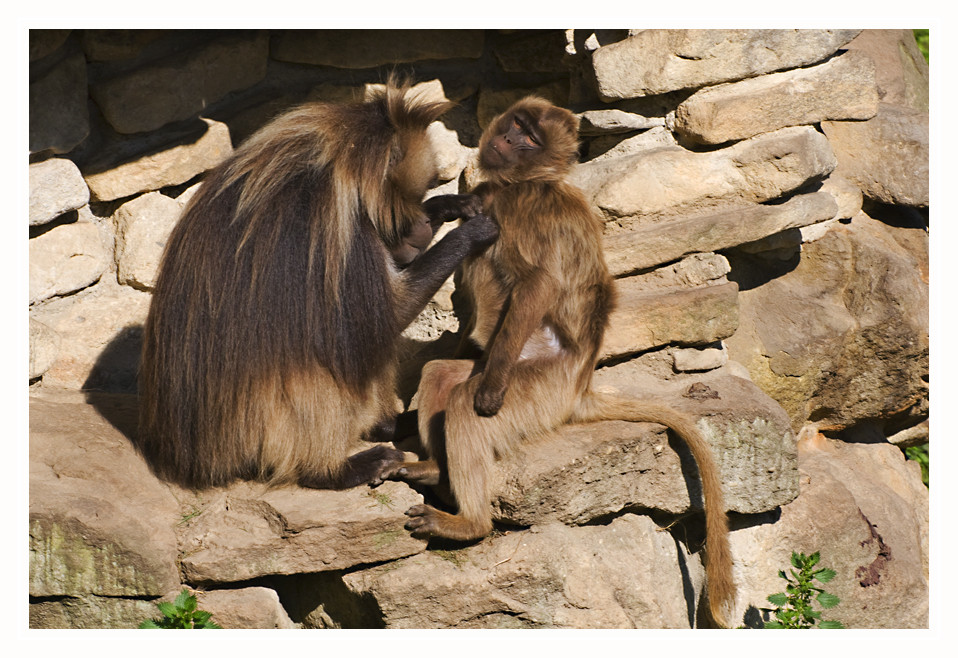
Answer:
370;459;441;487
404;504;492;541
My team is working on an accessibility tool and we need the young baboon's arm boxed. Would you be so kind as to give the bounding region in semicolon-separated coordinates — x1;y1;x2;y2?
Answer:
474;270;558;416
396;214;499;329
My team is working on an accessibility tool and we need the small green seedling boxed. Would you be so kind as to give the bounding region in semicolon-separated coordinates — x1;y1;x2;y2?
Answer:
764;551;845;629
139;588;222;629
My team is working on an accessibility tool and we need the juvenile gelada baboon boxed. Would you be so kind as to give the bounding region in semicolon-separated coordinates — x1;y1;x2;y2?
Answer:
137;80;498;491
383;96;736;627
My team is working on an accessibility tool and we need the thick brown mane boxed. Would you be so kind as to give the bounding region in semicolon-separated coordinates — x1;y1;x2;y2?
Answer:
137;80;493;490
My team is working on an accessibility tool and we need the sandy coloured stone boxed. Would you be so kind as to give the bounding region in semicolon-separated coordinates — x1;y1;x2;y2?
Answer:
602;190;838;274
84;118;233;202
90;32;268;134
572;126;836;222
29;221;111;304
592;29;860;99
29;158;90;226
674;50;878;144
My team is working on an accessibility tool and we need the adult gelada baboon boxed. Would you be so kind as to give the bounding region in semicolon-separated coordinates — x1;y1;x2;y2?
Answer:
382;96;736;627
137;80;498;491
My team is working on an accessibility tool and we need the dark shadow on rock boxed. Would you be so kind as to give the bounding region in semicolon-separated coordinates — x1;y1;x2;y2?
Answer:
82;323;142;443
259;571;386;628
723;244;801;293
862;199;928;230
670;532;698;627
741;605;766;629
668;429;708;512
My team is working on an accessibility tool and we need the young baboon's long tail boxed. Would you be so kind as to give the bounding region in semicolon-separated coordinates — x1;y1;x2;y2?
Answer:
572;391;736;628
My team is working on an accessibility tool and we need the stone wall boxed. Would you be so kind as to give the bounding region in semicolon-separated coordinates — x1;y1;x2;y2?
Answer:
28;29;929;629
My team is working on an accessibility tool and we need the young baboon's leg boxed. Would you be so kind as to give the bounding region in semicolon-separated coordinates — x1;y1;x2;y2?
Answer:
299;445;405;490
416;360;481;455
406;360;580;541
372;360;478;486
404;373;500;540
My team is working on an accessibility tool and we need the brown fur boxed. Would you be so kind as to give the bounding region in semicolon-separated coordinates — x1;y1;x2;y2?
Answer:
137;80;497;491
387;97;736;627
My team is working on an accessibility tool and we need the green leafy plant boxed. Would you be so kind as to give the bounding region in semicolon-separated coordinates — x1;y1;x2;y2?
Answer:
913;29;928;61
139;588;222;629
764;551;844;629
904;443;929;486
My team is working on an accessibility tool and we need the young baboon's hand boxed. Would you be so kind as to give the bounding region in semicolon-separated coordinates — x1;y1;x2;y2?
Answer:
423;194;484;222
460;213;499;252
474;380;505;416
451;193;484;220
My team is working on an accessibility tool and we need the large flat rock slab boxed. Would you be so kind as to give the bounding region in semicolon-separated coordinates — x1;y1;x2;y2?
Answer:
339;515;705;628
602;191;838;274
674;50;878;145
29;390;181;598
178;479;428;585
591;29;860;99
490;366;797;526
822;103;929;207
729;433;928;628
571;126;837;222
602;279;739;360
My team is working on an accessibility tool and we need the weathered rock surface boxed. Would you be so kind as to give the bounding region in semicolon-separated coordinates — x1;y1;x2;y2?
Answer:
725;213;928;434
571;126;836;222
113;191;185;291
674;50;878;145
30;48;89;154
30;29;71;61
490;366;797;526
90;32;269;134
599;252;739;358
191;587;296;629
79;29;166;62
29;318;61;380
29;278;151;390
29;221;111;304
493;30;569;73
822;103;929;207
29;596;158;630
730;432;928;629
29;391;181;602
83;118;233;202
673;342;729;372
177;479;427;585
586;126;678;162
577;108;665;135
271;29;484;69
337;515;706;628
845;29;929;112
29;158;90;226
603;279;738;360
602;191;838;274
592;29;860;99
